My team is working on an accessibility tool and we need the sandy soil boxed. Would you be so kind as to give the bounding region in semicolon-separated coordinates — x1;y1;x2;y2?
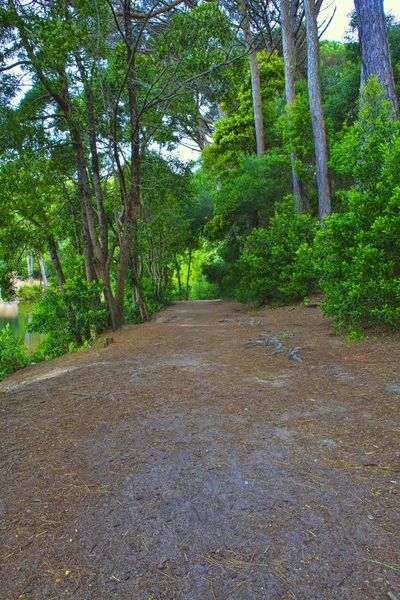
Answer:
0;300;399;600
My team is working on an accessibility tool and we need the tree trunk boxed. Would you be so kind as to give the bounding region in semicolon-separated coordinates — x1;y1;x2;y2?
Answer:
185;248;192;301
175;255;182;300
47;234;66;293
132;280;151;321
304;0;331;221
111;0;142;330
26;255;34;284
76;54;109;253
238;0;265;156
354;0;399;118
37;255;48;288
281;0;306;212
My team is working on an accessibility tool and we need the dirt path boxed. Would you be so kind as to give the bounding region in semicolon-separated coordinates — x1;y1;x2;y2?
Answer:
1;300;399;600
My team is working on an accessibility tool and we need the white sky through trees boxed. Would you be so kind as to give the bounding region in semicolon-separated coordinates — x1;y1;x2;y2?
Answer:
321;0;400;40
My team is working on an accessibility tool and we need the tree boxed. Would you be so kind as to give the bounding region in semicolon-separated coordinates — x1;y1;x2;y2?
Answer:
1;0;242;329
304;0;331;220
354;0;399;118
280;0;305;211
238;0;265;155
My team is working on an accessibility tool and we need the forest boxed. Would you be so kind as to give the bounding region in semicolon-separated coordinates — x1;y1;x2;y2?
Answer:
0;0;400;379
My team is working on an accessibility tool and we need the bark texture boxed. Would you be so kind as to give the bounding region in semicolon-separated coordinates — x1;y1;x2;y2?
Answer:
280;0;305;212
37;256;48;289
239;0;265;156
47;234;66;293
354;0;399;118
304;0;331;220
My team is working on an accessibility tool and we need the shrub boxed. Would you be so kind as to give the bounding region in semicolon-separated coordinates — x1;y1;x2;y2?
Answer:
235;197;318;304
17;283;42;300
317;78;400;329
28;277;108;360
0;324;29;381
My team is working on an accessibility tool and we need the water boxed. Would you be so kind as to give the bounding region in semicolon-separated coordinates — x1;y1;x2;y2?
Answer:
0;300;42;353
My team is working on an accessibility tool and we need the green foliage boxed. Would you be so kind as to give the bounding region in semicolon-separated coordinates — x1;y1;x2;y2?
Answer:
28;278;108;360
16;283;42;300
0;324;29;382
203;52;284;171
202;152;291;248
320;40;360;133
0;261;15;300
235;198;318;304
318;78;400;329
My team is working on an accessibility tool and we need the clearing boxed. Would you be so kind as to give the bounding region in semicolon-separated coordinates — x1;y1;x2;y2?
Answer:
0;300;399;600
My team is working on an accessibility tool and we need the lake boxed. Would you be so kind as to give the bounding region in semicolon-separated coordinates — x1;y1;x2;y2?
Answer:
0;300;42;353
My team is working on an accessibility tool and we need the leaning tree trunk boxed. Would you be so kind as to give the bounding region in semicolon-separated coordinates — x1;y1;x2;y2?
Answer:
46;234;66;293
304;0;331;221
37;255;48;288
354;0;399;118
281;0;306;213
132;280;151;322
175;255;182;300
239;0;265;156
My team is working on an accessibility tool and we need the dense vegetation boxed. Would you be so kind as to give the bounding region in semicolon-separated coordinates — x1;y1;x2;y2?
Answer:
0;0;399;380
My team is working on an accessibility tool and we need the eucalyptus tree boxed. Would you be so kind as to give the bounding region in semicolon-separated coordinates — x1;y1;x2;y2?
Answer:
304;0;330;219
238;0;265;155
279;0;305;211
353;0;398;117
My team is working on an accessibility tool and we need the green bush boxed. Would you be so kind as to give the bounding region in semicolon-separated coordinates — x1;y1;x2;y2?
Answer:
28;277;108;360
17;283;42;300
317;78;400;329
0;324;29;381
235;197;318;304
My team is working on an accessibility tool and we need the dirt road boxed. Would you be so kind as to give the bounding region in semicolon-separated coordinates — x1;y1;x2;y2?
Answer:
1;300;399;599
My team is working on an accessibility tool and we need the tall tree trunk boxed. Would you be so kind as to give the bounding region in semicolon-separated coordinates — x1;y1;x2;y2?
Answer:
111;0;142;330
238;0;265;156
185;248;192;302
37;255;48;288
76;55;109;253
281;0;306;212
304;0;331;221
354;0;398;118
26;255;34;284
46;234;66;293
64;184;83;257
175;255;182;300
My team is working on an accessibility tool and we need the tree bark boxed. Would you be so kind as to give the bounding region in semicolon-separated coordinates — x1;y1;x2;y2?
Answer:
76;54;109;253
175;255;182;300
26;255;34;284
354;0;398;118
304;0;331;220
37;255;48;288
280;0;306;212
47;234;66;293
110;0;142;329
238;0;265;156
132;280;151;321
185;248;192;301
